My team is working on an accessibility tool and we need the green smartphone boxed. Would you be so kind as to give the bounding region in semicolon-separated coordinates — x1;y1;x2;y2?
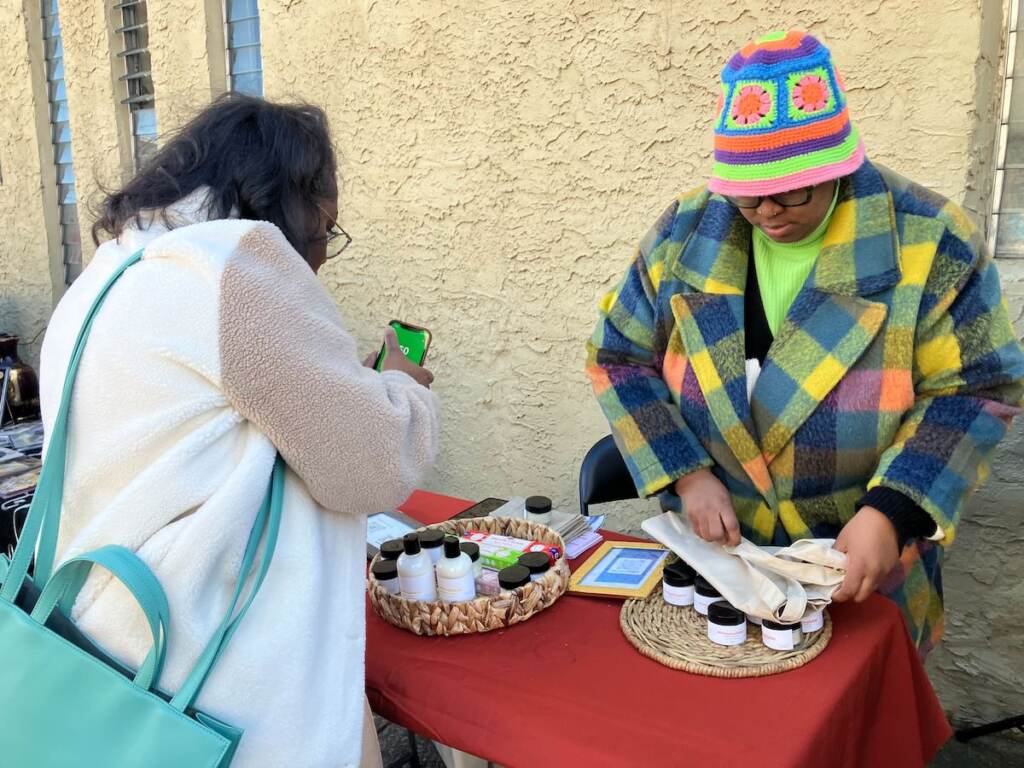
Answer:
373;320;432;371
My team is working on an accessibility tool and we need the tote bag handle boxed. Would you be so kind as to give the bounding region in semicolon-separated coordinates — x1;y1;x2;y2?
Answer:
0;248;286;709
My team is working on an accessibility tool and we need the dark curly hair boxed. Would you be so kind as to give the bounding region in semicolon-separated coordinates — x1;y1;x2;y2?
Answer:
91;93;337;262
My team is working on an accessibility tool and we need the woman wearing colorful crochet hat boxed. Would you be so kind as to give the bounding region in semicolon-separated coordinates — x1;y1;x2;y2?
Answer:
587;29;1024;655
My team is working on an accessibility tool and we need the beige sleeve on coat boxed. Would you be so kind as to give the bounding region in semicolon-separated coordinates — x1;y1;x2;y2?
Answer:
219;223;440;513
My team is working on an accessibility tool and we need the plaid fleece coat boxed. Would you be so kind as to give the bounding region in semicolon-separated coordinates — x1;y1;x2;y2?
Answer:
587;160;1024;653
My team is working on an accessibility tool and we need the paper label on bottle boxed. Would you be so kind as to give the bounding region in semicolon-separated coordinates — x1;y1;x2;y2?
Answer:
399;569;437;601
708;620;747;646
762;625;802;651
437;571;476;602
663;583;694;606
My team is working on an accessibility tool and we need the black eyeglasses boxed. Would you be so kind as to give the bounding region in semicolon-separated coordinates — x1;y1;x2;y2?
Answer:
726;186;815;210
314;203;352;259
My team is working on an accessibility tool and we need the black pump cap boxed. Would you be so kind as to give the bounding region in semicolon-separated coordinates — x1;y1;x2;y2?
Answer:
518;551;551;574
707;602;744;625
525;496;552;514
459;541;480;562
379;539;404;561
402;533;421;555
443;535;462;558
694;574;720;597
498;564;531;589
419;529;445;548
371;560;398;580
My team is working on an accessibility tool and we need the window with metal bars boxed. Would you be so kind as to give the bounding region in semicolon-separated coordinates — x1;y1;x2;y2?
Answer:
41;0;83;283
993;0;1024;258
225;0;263;96
114;0;158;170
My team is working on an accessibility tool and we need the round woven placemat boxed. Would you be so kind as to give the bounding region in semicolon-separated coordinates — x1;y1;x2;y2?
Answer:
620;593;832;678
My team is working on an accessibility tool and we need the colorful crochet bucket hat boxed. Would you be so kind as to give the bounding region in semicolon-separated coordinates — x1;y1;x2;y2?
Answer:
708;29;865;196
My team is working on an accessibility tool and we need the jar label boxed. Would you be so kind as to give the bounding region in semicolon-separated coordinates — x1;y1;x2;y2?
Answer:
708;620;747;646
762;625;803;651
663;583;694;607
437;571;476;602
693;592;722;615
801;611;824;633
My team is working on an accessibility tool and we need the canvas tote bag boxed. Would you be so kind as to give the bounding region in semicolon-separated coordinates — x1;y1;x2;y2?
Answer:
643;511;847;623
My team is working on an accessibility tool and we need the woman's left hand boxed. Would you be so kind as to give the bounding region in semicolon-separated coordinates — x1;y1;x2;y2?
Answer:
832;506;900;603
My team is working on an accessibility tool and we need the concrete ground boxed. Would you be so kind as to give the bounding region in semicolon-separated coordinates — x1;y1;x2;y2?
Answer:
377;716;1024;767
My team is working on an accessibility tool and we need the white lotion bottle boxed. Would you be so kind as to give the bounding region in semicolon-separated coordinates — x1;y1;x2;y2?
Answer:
397;533;437;601
435;536;476;602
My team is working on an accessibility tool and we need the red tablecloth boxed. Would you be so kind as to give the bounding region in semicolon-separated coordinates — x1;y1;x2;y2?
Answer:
369;493;951;768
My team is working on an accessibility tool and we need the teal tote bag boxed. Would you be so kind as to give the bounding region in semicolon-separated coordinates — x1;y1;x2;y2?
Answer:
0;249;284;767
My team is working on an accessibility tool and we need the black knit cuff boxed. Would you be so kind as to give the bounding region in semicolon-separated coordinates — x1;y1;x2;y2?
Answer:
857;487;937;550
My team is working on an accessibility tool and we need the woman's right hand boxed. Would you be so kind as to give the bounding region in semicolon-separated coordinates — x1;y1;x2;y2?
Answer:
674;468;741;547
377;328;435;388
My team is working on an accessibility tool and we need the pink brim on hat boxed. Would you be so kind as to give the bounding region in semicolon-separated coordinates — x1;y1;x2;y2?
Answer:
708;140;865;196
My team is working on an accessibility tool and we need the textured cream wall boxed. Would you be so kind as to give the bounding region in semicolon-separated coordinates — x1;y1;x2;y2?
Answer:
59;0;133;263
148;0;226;132
0;1;56;365
257;0;994;506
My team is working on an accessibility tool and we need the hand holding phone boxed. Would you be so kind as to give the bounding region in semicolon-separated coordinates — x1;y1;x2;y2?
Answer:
374;320;434;388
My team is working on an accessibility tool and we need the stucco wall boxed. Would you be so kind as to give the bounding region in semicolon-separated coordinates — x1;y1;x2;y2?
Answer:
58;0;133;263
0;0;1021;732
0;1;55;366
255;0;998;502
256;0;1023;726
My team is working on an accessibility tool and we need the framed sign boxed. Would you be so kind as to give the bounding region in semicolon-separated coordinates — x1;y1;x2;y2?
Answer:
568;541;669;599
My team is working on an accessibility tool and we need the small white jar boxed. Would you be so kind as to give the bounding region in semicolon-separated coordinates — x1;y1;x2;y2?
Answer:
693;575;723;616
761;619;804;651
460;541;483;578
801;609;824;633
707;602;747;646
525;495;553;526
662;561;695;606
370;559;400;596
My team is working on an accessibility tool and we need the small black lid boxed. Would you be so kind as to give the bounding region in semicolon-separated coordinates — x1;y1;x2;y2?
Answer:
694;575;720;597
419;529;445;548
459;541;479;561
525;496;552;514
379;539;405;560
498;564;531;589
443;535;462;558
402;532;421;555
665;559;695;579
663;564;695;587
707;602;744;625
762;618;801;631
371;560;398;580
518;551;551;574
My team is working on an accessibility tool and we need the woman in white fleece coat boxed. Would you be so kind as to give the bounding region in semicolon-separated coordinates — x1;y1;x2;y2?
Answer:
39;95;439;767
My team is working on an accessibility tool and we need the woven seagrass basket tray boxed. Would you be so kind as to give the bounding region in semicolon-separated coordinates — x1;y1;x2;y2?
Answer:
368;516;570;636
620;591;832;678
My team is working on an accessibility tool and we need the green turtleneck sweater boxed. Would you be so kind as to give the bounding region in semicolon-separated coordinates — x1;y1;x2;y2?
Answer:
752;183;840;336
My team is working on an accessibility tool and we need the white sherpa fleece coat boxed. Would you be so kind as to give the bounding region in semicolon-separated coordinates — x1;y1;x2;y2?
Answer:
39;193;439;767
